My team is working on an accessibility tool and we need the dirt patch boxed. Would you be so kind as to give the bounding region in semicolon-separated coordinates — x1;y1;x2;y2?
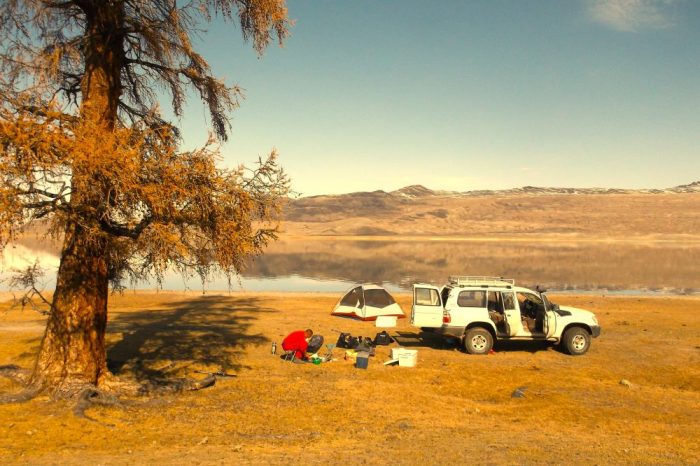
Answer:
0;292;698;465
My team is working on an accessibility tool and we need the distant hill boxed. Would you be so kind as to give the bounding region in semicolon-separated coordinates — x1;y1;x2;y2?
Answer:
283;181;700;238
669;181;700;193
11;182;700;244
370;181;700;198
292;181;700;205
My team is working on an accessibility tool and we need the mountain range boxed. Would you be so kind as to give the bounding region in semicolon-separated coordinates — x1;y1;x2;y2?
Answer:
282;181;700;238
302;180;700;201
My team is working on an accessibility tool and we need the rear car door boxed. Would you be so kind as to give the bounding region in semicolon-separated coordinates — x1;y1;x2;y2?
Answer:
501;291;521;336
411;285;443;327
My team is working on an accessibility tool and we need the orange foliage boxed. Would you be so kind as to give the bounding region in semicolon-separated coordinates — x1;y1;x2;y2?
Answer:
0;100;289;287
0;0;292;288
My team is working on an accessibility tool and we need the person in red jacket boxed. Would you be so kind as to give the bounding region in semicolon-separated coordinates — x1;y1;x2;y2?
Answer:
282;329;313;360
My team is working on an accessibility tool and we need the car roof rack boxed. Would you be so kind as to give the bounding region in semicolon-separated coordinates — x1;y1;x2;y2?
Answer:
448;276;515;287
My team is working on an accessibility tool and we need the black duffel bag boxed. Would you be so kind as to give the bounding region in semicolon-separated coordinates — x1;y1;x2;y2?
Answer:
336;333;358;349
373;330;394;346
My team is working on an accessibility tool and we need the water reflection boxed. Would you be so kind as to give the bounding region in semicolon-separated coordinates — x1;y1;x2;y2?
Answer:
2;239;699;294
245;239;700;294
1;243;61;270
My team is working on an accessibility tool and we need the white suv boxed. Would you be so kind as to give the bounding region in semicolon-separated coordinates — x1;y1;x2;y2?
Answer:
411;276;601;355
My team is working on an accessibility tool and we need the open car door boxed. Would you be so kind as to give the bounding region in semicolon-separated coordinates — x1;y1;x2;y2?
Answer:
542;293;557;339
501;291;520;336
411;285;443;327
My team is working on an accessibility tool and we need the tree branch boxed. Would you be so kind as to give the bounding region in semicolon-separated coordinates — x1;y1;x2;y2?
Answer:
99;215;152;239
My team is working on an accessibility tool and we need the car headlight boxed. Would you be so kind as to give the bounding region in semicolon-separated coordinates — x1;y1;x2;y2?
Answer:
591;315;598;325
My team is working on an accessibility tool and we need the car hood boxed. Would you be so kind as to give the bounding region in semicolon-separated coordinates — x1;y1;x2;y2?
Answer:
558;305;598;322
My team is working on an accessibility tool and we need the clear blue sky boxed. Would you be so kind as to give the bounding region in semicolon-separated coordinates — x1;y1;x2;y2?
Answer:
175;0;700;195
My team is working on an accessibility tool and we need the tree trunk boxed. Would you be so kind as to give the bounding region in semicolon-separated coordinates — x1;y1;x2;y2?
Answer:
29;1;124;397
31;224;110;397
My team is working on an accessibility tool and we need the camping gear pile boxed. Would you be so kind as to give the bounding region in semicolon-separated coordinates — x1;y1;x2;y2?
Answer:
277;329;417;368
279;284;409;368
336;330;394;351
335;331;396;369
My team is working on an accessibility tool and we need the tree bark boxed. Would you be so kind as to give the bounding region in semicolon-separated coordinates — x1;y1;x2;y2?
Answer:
29;1;124;397
31;224;110;397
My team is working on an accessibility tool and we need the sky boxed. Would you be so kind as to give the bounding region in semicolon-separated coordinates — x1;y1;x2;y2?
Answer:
173;0;700;196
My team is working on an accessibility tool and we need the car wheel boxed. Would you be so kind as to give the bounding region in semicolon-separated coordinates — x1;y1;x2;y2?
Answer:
463;328;493;355
562;327;591;355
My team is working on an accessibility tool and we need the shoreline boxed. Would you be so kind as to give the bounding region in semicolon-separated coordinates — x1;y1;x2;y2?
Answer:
278;233;700;244
3;289;699;304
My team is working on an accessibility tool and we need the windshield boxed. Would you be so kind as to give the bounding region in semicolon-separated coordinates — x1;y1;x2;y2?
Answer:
541;293;555;311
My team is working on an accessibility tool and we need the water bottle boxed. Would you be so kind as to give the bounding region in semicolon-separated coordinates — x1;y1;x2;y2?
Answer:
271;341;277;355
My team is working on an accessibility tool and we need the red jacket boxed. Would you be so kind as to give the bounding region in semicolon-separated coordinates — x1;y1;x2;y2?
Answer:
282;330;308;359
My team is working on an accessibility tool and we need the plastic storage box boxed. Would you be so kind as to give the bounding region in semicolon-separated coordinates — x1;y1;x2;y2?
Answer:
375;316;398;327
398;349;418;367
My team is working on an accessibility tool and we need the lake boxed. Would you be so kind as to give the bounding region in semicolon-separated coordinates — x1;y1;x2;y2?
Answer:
2;238;699;295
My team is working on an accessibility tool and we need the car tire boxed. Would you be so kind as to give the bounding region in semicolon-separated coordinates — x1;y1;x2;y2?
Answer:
463;328;493;355
561;326;591;355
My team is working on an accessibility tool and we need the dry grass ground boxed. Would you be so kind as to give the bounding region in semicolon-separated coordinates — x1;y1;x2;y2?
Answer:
0;292;699;465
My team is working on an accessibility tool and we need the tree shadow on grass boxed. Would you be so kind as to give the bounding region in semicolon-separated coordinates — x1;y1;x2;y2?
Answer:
106;295;278;382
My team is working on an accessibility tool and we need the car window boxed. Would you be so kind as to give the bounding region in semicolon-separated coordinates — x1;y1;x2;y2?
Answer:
457;290;486;307
487;291;504;312
541;293;554;310
416;288;441;306
501;292;516;310
517;292;545;313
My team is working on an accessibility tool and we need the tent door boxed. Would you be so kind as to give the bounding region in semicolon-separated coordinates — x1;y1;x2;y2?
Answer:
411;285;443;327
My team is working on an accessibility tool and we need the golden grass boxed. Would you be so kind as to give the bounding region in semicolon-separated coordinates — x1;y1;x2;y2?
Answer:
0;292;698;465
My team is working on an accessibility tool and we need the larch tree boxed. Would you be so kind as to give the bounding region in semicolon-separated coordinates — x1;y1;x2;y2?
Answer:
0;0;291;399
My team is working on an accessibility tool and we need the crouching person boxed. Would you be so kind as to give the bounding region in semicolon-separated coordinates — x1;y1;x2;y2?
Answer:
282;329;313;361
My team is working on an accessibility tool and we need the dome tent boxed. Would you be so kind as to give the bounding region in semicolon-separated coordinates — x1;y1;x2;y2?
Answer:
331;284;405;321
